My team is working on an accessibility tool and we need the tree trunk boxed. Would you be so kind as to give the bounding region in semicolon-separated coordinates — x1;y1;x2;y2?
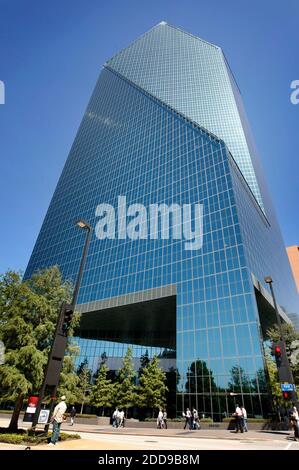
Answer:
102;407;104;417
8;393;24;431
80;401;84;414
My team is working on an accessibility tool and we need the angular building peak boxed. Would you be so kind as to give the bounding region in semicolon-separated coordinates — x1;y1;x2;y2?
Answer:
107;22;220;70
106;22;265;210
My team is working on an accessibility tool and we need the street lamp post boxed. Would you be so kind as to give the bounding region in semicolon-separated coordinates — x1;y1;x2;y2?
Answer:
31;219;92;431
71;220;92;309
264;276;284;342
264;276;298;405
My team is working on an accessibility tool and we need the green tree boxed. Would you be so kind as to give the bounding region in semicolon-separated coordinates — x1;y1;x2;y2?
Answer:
228;366;251;393
267;323;299;349
138;350;150;377
251;367;268;394
90;363;114;415
264;352;284;412
0;267;79;430
100;352;107;367
137;355;168;417
186;360;220;394
115;348;136;415
76;358;92;414
58;342;80;404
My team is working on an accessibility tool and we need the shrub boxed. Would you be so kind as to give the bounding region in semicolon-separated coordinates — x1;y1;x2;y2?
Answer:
0;434;24;444
0;431;80;445
59;433;81;441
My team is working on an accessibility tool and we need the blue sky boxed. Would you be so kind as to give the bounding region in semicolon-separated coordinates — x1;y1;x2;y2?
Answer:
0;0;298;273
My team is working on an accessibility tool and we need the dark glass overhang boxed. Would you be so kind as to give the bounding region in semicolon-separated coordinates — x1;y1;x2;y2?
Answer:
76;295;176;349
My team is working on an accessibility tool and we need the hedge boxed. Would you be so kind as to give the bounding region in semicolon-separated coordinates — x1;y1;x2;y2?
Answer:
0;432;80;445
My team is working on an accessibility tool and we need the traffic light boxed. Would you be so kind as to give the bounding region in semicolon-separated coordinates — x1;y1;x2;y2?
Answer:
272;340;295;384
272;341;282;367
62;303;74;335
282;391;291;400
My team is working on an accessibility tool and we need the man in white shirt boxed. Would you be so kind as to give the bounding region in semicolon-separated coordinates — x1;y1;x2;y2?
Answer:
48;396;67;445
157;408;163;429
234;404;244;433
112;408;120;427
183;408;192;430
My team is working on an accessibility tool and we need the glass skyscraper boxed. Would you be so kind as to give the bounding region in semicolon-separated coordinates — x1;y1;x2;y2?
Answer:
25;22;298;420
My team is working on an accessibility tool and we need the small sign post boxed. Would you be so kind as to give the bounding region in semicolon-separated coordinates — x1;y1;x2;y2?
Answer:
38;409;50;424
280;383;296;392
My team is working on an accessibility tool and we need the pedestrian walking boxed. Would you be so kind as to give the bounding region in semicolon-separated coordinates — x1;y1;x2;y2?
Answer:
241;405;248;432
162;409;168;429
119;409;125;428
70;406;76;426
157;408;163;429
183;408;192;430
290;405;299;441
112;408;120;427
192;408;200;430
48;395;67;445
233;404;244;433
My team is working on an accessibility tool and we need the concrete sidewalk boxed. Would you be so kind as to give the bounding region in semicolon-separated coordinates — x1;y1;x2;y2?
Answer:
0;419;298;451
0;417;295;443
1;432;298;451
55;420;293;442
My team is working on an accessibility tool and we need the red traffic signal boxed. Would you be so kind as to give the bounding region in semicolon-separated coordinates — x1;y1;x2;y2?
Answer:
272;342;284;368
283;391;291;400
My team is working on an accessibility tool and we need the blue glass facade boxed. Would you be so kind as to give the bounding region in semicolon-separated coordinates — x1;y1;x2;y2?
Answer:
25;23;298;420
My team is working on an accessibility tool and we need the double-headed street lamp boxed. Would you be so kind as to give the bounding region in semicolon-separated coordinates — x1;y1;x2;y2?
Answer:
264;276;298;405
31;219;92;430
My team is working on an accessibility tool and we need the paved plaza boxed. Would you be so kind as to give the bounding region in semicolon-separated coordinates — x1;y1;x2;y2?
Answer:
0;417;298;451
